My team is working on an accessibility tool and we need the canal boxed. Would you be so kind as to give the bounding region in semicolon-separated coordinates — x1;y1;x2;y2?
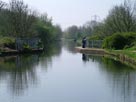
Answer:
0;41;136;102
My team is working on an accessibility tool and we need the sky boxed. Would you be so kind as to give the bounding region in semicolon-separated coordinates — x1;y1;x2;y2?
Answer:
3;0;124;30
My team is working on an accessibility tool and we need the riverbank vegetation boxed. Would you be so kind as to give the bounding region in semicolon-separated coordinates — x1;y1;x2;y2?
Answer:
96;0;136;62
0;0;62;52
64;0;136;61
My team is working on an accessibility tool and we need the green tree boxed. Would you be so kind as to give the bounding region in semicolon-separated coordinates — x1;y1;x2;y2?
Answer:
64;25;79;39
53;25;63;40
8;0;37;37
89;0;136;40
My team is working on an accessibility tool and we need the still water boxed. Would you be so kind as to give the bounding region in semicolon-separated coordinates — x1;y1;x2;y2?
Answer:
0;41;136;102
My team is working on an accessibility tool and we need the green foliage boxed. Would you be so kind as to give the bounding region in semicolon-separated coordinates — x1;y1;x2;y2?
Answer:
52;25;63;40
124;33;136;47
35;24;53;49
125;46;136;51
37;40;43;48
91;22;106;37
89;0;136;39
64;25;79;39
34;13;62;49
103;33;126;49
63;22;94;40
102;32;136;50
23;43;31;51
6;0;37;37
0;37;15;49
0;0;62;50
89;35;103;40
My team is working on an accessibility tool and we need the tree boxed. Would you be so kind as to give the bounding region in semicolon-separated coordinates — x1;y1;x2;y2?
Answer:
104;0;136;35
64;25;79;39
0;0;5;11
35;13;63;49
89;0;136;39
0;9;10;35
0;0;63;50
63;20;99;40
8;0;37;37
53;25;63;40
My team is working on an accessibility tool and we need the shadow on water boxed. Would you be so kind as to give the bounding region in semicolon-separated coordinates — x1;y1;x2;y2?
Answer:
0;41;62;96
83;54;136;102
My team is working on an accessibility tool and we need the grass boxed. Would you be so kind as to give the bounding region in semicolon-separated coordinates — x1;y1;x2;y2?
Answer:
107;47;136;60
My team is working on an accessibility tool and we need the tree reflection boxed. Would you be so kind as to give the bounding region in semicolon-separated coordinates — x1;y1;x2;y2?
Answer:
0;41;62;96
0;55;39;95
88;55;136;102
82;54;89;62
39;41;62;70
63;40;77;54
101;58;136;102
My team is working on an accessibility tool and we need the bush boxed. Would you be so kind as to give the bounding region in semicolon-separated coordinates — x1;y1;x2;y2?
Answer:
103;33;127;49
23;43;31;51
102;32;136;50
124;33;136;47
89;35;103;40
0;37;15;49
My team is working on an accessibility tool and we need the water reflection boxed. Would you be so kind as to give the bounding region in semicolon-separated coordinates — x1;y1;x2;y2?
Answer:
39;41;62;70
101;57;136;102
82;54;89;62
0;41;136;102
63;40;77;54
87;55;136;102
43;41;62;57
0;41;62;96
0;55;39;95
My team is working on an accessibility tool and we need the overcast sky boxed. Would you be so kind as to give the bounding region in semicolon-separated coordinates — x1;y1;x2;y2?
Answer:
3;0;124;29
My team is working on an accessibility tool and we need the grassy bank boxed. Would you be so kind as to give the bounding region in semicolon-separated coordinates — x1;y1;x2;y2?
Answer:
105;48;136;68
107;47;136;59
76;46;136;68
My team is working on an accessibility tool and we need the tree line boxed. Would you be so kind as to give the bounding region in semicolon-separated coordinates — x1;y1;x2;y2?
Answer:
93;0;136;49
91;0;136;39
64;0;136;50
63;20;98;40
64;0;136;39
0;0;62;48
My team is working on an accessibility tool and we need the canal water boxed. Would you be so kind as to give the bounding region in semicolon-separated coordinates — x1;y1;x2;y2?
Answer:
0;41;136;102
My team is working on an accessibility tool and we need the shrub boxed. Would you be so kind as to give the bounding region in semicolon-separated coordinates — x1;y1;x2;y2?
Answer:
103;32;136;50
89;35;103;40
103;33;127;49
0;37;15;49
123;33;136;47
23;43;31;51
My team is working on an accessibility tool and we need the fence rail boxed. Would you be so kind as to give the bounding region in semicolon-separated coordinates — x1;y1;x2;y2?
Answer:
15;38;40;51
88;40;103;48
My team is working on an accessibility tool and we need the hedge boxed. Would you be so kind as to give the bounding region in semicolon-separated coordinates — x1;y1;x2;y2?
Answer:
102;32;136;50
